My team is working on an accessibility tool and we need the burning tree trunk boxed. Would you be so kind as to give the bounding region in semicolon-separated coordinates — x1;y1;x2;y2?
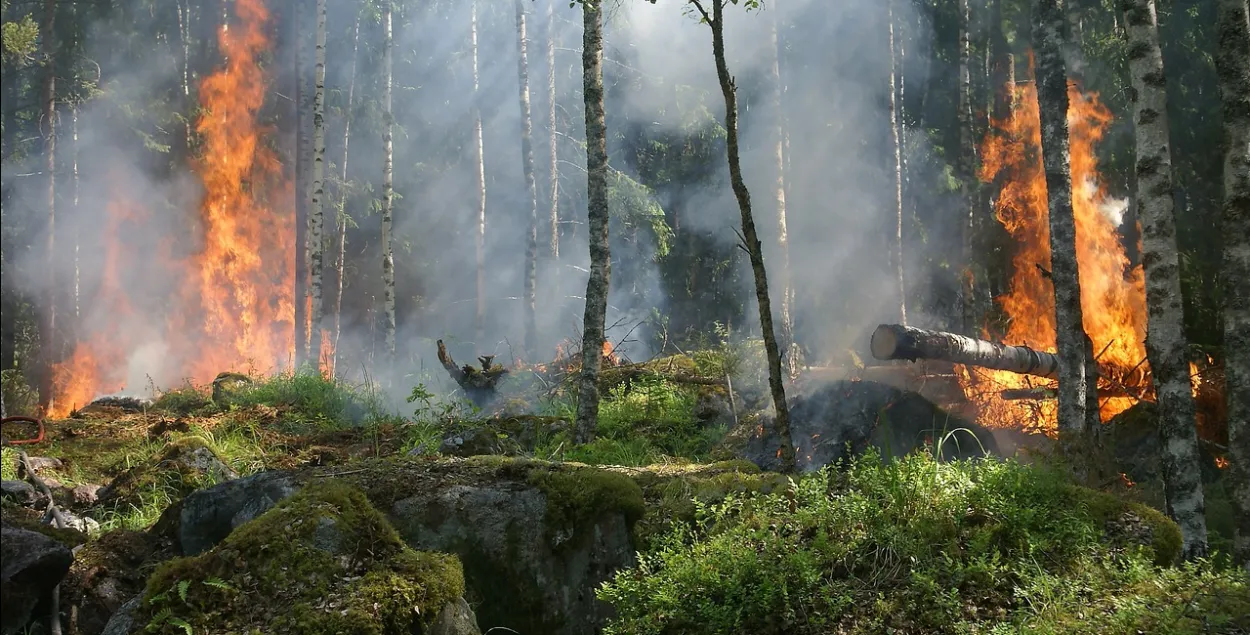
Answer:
308;0;328;371
294;1;310;367
574;0;611;445
332;7;363;375
1032;0;1097;444
37;0;57;413
1121;0;1208;560
472;0;488;349
768;0;797;378
1214;0;1250;570
887;0;908;326
381;1;397;360
871;323;1059;378
691;0;796;473
547;0;560;264
515;0;540;357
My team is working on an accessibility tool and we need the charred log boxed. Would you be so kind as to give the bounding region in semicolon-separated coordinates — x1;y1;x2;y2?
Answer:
437;340;509;405
871;323;1059;379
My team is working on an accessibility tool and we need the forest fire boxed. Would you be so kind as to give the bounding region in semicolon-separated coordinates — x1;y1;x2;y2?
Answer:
957;63;1150;435
48;0;291;416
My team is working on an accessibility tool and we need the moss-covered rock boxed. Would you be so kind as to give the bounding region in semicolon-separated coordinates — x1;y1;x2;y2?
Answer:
135;481;469;635
1072;485;1183;566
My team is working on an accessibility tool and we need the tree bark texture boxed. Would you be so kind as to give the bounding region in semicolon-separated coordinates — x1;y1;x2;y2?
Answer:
472;0;488;350
768;0;796;378
574;0;611;444
888;0;908;326
1121;0;1209;560
332;8;363;376
870;323;1060;378
696;0;796;473
37;0;57;413
516;0;540;357
1033;0;1093;442
381;2;396;359
1214;0;1250;571
294;1;310;368
308;0;328;372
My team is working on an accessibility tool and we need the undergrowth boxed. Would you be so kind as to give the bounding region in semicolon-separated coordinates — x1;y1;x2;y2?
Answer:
598;450;1249;635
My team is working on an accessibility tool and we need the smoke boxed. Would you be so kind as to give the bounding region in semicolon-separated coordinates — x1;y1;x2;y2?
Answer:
1;0;960;410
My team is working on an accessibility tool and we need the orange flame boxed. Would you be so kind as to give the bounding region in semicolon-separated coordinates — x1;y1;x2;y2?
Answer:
602;340;620;365
959;55;1149;435
49;0;292;416
1215;457;1229;470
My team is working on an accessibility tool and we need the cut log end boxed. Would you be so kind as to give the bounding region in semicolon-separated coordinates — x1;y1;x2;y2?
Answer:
870;324;905;360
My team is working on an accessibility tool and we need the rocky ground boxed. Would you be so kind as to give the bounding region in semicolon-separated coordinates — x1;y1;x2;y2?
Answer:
1;358;1246;634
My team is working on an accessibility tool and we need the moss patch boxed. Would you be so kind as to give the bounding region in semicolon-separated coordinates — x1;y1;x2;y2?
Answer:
527;464;646;548
1073;486;1183;566
137;480;464;635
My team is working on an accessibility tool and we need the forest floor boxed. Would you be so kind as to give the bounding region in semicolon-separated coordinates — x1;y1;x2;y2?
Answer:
1;354;1248;635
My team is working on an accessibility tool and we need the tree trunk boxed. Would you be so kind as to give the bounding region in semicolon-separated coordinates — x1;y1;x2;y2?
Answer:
473;0;488;350
1121;0;1209;561
307;0;328;372
574;0;611;444
768;0;797;378
1214;0;1250;571
177;0;193;156
37;0;57;414
1033;0;1094;447
871;323;1060;377
547;0;560;264
516;0;539;357
887;0;908;326
71;106;79;325
957;0;978;333
294;0;310;368
695;0;796;473
381;1;396;359
332;8;363;376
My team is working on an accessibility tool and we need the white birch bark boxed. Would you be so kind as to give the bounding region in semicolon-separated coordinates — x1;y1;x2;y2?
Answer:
547;0;560;263
888;0;907;325
516;0;540;357
308;0;328;371
473;0;488;350
381;2;397;359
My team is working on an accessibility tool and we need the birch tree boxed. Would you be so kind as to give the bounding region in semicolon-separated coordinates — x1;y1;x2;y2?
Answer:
888;0;908;326
516;0;539;357
1032;0;1094;448
294;0;311;367
768;0;797;377
689;0;796;473
1214;0;1250;570
473;0;488;349
37;0;56;412
332;7;363;374
307;0;328;371
547;0;560;264
381;0;396;360
574;0;611;444
957;0;976;331
1122;0;1208;559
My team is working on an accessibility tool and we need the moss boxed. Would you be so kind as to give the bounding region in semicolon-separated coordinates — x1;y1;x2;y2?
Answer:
1072;485;1183;566
527;465;646;549
137;480;465;635
627;464;790;548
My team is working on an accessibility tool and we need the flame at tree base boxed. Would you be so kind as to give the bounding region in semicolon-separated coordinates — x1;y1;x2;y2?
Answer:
47;0;292;417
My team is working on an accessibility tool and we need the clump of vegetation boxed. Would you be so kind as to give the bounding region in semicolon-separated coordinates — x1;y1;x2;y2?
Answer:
138;480;465;635
0;445;18;480
598;451;1248;635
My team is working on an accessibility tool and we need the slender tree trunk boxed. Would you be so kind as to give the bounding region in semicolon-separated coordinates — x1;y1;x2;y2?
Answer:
516;0;540;357
694;0;796;473
574;0;611;444
547;0;560;263
307;0;328;372
1033;0;1094;453
332;8;363;376
957;0;978;333
177;0;193;156
37;0;57;413
768;0;797;378
1214;0;1250;571
472;0;488;350
71;106;79;324
888;0;908;326
294;1;309;368
381;2;397;360
1121;0;1209;561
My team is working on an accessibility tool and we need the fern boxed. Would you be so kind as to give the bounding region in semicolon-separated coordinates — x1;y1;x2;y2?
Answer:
203;577;234;592
169;617;194;635
177;579;191;603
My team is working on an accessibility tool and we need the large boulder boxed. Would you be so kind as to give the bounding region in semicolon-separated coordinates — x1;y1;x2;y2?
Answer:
722;380;1001;472
173;457;645;635
0;525;75;634
121;481;477;635
1104;402;1222;485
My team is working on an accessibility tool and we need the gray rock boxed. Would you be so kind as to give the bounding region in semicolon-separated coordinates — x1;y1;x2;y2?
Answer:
429;597;482;635
99;595;141;635
0;480;43;508
177;470;301;556
22;457;63;473
0;526;74;635
71;483;103;506
56;510;100;535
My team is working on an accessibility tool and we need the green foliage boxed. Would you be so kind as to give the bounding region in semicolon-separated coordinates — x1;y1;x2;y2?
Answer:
0;446;17;481
1;368;40;418
151;382;215;416
0;12;37;64
597;451;1238;635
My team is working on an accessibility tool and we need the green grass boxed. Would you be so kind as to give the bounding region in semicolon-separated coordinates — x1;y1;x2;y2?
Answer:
598;450;1249;635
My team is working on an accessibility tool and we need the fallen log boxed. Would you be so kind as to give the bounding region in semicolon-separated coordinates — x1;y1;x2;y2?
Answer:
870;324;1059;379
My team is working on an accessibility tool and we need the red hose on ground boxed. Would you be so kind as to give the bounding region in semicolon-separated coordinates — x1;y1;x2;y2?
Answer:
1;416;46;445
